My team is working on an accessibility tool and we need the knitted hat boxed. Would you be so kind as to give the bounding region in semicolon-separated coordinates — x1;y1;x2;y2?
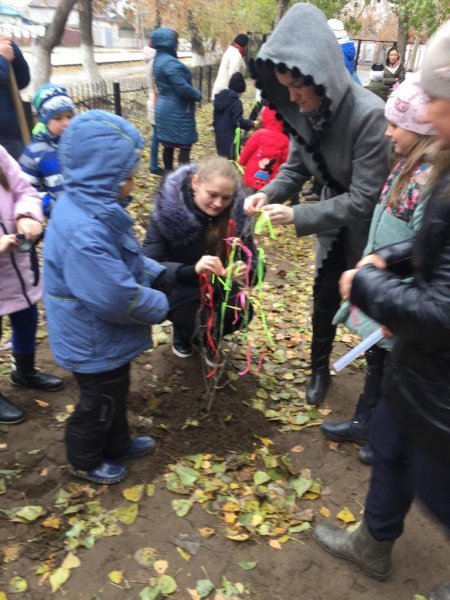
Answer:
385;75;437;136
234;34;249;47
369;63;384;82
33;83;75;125
327;18;347;41
229;72;246;94
421;20;450;100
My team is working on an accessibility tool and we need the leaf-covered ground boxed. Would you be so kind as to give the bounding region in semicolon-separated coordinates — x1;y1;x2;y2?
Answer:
0;90;447;600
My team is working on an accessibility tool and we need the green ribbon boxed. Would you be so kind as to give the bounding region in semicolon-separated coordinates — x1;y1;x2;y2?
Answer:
254;211;276;239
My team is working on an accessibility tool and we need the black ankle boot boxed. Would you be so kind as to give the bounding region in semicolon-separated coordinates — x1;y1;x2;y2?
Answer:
10;353;64;391
321;347;387;441
321;394;370;443
306;304;337;406
0;393;25;424
306;366;331;406
358;443;374;465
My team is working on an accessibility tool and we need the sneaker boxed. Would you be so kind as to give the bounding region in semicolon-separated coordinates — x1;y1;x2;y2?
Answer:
69;460;126;485
119;436;155;460
172;341;193;358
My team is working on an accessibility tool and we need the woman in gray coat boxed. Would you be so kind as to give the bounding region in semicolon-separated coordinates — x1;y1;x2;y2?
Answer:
245;3;391;405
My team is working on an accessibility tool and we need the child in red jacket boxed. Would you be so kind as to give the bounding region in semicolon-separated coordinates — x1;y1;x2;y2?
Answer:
238;106;289;191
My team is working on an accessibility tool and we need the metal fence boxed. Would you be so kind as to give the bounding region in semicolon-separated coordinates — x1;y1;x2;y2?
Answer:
63;63;220;134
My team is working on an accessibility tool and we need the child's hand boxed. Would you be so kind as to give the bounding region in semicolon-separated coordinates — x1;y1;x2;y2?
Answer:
339;268;359;300
356;254;387;270
16;217;42;241
0;234;19;254
195;255;225;277
244;192;268;216
225;260;247;282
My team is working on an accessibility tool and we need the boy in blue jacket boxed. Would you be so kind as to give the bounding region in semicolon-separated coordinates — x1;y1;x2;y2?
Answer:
43;110;170;484
20;83;75;217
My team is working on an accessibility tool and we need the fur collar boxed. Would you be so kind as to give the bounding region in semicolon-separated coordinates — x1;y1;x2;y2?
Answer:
151;164;248;243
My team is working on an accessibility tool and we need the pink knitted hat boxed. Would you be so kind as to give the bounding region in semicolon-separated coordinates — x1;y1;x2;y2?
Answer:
385;75;437;136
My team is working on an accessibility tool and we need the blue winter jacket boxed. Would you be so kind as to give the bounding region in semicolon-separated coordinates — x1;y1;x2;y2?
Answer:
19;129;64;217
0;42;30;158
151;28;202;146
43;110;169;374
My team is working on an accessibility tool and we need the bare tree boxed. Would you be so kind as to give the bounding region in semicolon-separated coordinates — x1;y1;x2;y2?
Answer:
78;0;103;83
275;0;290;24
32;0;77;90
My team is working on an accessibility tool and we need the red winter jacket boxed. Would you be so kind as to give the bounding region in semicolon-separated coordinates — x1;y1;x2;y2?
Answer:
238;107;290;190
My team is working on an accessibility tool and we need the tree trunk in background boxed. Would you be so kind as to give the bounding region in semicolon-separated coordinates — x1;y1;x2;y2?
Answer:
407;35;420;71
275;0;289;24
32;0;76;91
397;16;408;65
187;9;206;67
79;0;103;83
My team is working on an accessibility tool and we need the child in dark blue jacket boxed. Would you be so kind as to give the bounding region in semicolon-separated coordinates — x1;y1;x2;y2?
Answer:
19;83;75;217
43;110;170;485
213;72;254;159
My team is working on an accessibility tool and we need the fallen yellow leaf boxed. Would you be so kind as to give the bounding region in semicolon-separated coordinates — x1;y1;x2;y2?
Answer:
290;445;305;453
49;567;70;593
41;515;62;530
269;540;282;549
153;560;168;574
176;547;191;561
122;484;144;503
61;552;80;570
198;527;215;539
320;507;331;518
337;507;356;524
1;545;21;563
107;570;123;585
224;512;237;524
33;398;50;408
257;437;273;447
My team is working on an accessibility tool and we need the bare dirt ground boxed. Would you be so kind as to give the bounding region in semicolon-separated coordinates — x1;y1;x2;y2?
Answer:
1;254;448;600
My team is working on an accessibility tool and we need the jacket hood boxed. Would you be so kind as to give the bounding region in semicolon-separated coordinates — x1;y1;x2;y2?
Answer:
261;106;284;133
151;28;177;56
214;89;239;112
249;4;352;133
152;164;247;243
59;110;144;210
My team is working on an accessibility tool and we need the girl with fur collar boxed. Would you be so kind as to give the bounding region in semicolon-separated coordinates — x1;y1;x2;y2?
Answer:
143;156;257;359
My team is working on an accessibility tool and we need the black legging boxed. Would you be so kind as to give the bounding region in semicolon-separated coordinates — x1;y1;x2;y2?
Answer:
162;146;191;171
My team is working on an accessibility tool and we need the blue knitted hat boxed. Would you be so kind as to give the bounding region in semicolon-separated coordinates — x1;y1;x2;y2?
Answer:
33;83;75;125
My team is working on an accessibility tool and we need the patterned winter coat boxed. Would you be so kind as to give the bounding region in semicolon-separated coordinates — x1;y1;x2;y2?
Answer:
19;129;64;216
239;107;290;190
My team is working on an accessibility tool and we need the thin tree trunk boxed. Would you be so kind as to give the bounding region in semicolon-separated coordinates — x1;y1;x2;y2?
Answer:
407;34;420;71
187;8;205;67
79;0;103;83
397;15;408;65
275;0;289;24
33;0;76;90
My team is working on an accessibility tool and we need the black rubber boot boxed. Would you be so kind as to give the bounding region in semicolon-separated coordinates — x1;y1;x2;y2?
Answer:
320;346;386;440
10;353;64;391
0;392;25;424
306;309;335;406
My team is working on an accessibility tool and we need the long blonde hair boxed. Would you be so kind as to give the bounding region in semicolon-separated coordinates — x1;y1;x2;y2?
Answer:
389;136;437;208
195;156;241;262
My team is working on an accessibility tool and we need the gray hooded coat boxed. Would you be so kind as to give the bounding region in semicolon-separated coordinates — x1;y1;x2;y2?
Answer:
250;4;391;269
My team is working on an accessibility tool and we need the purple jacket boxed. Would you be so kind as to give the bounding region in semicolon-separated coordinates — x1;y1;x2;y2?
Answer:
0;145;43;316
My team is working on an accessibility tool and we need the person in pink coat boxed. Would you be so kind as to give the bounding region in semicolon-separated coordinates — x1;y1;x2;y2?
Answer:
238;106;290;191
0;145;63;424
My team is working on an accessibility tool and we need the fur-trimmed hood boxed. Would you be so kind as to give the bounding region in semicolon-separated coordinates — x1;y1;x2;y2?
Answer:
151;164;248;244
